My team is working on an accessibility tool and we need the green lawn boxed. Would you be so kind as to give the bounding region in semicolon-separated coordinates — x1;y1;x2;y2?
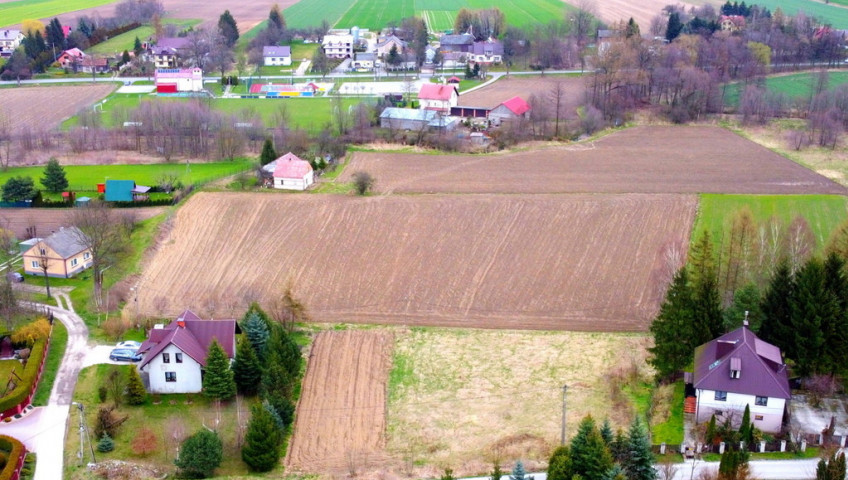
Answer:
723;71;848;107
418;9;455;32
693;194;848;254
88;19;199;55
0;161;253;192
723;0;848;28
0;0;116;28
283;0;359;29
651;382;684;445
32;320;68;406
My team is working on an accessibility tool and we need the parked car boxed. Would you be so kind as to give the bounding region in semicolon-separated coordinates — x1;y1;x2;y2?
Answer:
115;341;141;350
6;273;22;283
109;348;142;362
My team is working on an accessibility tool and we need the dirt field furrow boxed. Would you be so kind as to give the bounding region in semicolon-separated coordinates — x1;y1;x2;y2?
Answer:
0;206;166;240
286;330;394;475
0;84;115;131
342;126;847;195
136;191;696;331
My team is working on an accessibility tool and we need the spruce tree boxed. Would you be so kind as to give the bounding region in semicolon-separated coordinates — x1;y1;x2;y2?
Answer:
202;339;236;401
823;252;848;372
260;138;277;166
233;337;262;396
623;417;656;480
261;362;293;401
705;414;717;445
175;429;223;478
125;367;148;405
723;283;761;332
604;464;627;480
217;10;239;47
242;403;282;472
792;258;840;376
718;449;749;480
818;452;848;480
599;418;614;446
40;158;68;193
610;428;627;463
510;460;526;480
625;17;640;38
268;326;302;378
97;433;114;452
570;415;613;480
491;460;505;480
666;12;683;42
692;273;724;341
648;268;695;380
2;176;37;202
133;36;143;57
547;446;572;480
759;261;795;353
269;4;286;31
242;311;270;361
739;405;753;445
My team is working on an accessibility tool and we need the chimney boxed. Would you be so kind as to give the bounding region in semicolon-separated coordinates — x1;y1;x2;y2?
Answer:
177;320;185;328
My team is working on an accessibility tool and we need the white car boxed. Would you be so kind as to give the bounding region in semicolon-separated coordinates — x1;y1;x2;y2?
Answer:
115;340;142;350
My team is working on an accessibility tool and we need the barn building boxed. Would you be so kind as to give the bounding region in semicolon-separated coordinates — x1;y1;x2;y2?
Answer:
154;68;204;94
488;96;531;125
272;152;314;190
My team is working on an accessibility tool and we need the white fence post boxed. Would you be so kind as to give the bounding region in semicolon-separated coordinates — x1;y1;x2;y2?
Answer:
780;440;786;452
719;442;726;454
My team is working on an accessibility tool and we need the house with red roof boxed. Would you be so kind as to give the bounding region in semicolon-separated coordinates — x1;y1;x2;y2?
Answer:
689;324;790;433
272;152;314;190
418;83;458;113
488;96;531;125
137;310;237;394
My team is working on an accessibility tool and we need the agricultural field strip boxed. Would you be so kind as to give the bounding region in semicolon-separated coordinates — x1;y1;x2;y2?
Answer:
0;207;165;239
0;84;116;131
0;0;117;28
136;192;697;332
343;126;847;195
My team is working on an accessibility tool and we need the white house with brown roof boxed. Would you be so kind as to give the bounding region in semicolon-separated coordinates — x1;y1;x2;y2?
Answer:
690;325;790;433
272;152;314;190
22;227;92;278
418;83;458;113
137;310;237;394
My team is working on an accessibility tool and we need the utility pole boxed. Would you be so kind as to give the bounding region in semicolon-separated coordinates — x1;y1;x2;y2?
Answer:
560;384;567;446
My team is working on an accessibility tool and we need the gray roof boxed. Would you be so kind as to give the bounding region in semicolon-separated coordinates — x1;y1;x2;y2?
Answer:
42;227;88;259
355;52;376;61
380;108;439;122
472;40;504;56
377;35;407;48
0;30;21;41
152;37;189;55
694;326;791;399
440;34;474;46
262;45;291;57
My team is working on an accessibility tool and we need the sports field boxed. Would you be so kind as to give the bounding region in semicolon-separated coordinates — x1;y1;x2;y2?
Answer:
723;71;848;107
284;0;575;30
0;0;116;28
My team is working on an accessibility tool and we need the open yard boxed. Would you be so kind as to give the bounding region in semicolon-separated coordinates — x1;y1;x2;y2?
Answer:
0;84;116;131
723;71;848;107
135;192;696;331
286;329;394;475
342;126;846;195
458;75;587;111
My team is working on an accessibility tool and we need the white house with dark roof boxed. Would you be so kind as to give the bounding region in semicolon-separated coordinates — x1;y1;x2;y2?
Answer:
690;324;791;433
0;30;23;57
263;45;292;66
322;33;354;58
272;152;314;190
137;310;237;394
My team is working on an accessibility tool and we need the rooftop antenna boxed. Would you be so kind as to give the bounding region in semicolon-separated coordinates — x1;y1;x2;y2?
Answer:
743;310;749;327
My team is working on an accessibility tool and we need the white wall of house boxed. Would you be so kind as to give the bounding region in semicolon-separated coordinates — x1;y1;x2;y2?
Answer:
264;56;292;66
696;389;786;433
472;54;502;64
274;172;314;191
419;96;456;112
141;344;203;394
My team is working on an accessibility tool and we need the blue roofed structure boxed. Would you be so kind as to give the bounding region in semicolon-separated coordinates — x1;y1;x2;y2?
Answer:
105;180;135;202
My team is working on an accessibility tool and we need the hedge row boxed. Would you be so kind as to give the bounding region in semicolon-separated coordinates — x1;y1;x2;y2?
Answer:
0;340;46;416
0;435;25;480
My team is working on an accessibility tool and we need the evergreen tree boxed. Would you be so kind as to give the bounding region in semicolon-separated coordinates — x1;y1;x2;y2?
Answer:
202;339;236;401
242;311;270;361
510;460;526;480
692;272;724;340
97;433;114;452
648;268;695;380
121;49;131;65
233;337;262;396
125;367;148;405
718;448;749;480
759;261;794;353
218;10;239;47
823;252;848;372
666;12;683;42
570;415;613;480
263;400;285;430
46;18;65;52
723;283;762;332
175;429;223;479
40;158;68;193
604;464;627;480
739;405;753;445
599;418;614;446
268;325;302;378
792;258;840;376
387;44;402;69
2;176;38;202
269;4;286;31
817;451;847;480
625;17;641;38
133;36;143;57
610;428;627;462
705;414;717;445
241;403;282;472
261;361;293;401
547;446;573;480
259;138;277;166
623;417;656;480
441;468;456;480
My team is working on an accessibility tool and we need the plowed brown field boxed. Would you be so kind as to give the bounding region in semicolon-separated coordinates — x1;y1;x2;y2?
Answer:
286;330;394;475
342;126;847;195
136;192;696;331
0;207;165;239
0;84;115;131
459;75;587;111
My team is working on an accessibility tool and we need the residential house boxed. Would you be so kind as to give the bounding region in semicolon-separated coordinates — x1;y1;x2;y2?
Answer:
104;180;151;202
418;83;458;113
137;310;237;394
57;48;85;70
0;30;23;57
272;152;314;190
322;33;354;59
488;96;531;125
689;324;790;433
380;108;457;131
22;227;92;278
720;15;746;32
352;52;376;71
149;37;190;68
470;39;503;64
263;45;292;66
154;68;204;93
375;35;407;57
439;33;475;53
385;52;417;71
79;56;110;74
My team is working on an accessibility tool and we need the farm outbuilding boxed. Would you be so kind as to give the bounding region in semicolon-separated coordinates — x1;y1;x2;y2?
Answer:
272;152;314;190
154;68;204;94
380;108;457;131
489;96;531;125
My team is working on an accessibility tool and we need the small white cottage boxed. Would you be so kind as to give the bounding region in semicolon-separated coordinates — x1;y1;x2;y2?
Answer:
272;152;314;190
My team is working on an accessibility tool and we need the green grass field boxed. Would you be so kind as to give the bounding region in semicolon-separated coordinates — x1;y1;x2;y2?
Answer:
733;0;848;28
419;10;455;32
723;71;848;107
88;19;199;55
693;194;848;253
0;161;253;191
0;0;116;28
283;0;358;29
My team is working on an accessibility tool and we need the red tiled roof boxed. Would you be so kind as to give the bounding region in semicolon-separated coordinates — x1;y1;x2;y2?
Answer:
693;326;790;399
418;83;456;101
500;96;531;115
272;152;313;179
138;309;236;368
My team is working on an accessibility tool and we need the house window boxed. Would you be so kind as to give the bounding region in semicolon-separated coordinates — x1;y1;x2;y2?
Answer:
84;252;90;260
175;353;183;363
754;414;764;421
39;248;46;255
714;391;728;402
162;353;170;363
165;372;176;382
755;396;768;406
31;260;39;269
71;258;78;267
